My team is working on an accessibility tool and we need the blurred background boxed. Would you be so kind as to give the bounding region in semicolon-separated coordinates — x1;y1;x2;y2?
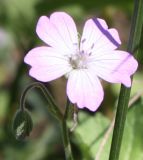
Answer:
0;0;143;160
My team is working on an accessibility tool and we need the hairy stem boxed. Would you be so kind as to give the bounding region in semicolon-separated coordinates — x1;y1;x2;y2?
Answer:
20;82;63;121
95;91;143;160
109;0;143;160
61;98;74;160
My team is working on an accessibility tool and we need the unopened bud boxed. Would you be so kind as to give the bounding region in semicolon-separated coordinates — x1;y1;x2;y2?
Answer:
12;109;33;140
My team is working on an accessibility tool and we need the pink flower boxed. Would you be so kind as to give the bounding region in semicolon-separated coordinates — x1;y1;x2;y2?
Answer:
24;12;138;111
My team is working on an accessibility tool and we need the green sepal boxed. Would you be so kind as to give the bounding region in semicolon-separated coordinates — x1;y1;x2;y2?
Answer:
12;109;33;140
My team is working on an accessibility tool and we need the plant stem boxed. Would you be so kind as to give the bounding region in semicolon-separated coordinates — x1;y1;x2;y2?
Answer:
109;0;143;160
61;98;74;160
20;82;63;121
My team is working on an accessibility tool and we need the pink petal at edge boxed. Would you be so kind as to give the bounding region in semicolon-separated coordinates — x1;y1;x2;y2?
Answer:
36;12;78;54
80;18;121;53
24;47;72;82
67;69;104;111
87;50;138;87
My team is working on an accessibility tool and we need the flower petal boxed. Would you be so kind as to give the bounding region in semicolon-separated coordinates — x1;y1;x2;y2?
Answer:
36;12;78;54
67;69;104;111
80;18;121;53
24;47;72;82
87;51;138;87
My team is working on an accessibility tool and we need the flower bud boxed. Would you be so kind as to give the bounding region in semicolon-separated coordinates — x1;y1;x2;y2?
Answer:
12;109;33;140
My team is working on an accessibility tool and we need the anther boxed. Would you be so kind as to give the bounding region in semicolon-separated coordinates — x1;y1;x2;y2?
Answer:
81;38;86;43
91;43;95;49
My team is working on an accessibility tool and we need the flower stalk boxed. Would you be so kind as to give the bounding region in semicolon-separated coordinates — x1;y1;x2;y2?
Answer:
20;82;63;121
17;82;73;160
19;82;74;159
109;0;143;159
61;98;74;160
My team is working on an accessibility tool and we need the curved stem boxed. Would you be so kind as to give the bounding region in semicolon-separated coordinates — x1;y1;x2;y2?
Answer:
109;0;143;160
20;82;63;121
21;83;74;159
61;98;74;160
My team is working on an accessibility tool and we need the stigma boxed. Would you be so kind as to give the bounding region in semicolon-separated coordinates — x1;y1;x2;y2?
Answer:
69;52;88;69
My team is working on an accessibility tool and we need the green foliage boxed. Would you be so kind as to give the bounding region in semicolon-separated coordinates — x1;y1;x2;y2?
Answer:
74;112;111;160
138;26;143;64
74;98;143;160
120;98;143;160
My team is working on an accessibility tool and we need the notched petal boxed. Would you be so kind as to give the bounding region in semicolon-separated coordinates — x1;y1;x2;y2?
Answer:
88;51;138;87
80;18;121;53
92;18;121;47
24;47;72;82
67;70;104;111
36;12;78;54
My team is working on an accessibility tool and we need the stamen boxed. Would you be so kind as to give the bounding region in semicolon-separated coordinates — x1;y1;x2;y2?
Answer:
81;50;84;54
91;43;95;49
81;38;86;43
69;53;88;69
73;43;78;46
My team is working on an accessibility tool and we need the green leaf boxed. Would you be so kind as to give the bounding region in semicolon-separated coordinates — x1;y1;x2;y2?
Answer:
74;97;143;160
74;112;110;159
120;98;143;160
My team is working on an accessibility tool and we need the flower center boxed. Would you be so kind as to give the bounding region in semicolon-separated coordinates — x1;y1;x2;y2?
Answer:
69;52;88;69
